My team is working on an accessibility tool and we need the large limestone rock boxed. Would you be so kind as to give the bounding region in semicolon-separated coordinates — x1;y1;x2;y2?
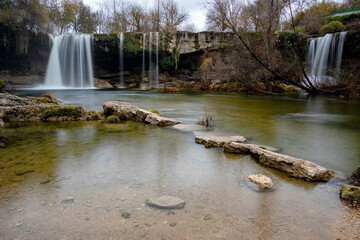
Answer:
146;196;185;209
224;142;334;181
195;135;246;148
103;101;180;126
1;93;102;122
340;185;360;202
247;174;274;190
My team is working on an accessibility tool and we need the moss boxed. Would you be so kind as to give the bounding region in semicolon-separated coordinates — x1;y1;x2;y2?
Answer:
172;47;180;70
150;109;160;115
160;55;174;71
319;21;346;35
105;115;120;123
324;13;360;24
42;106;82;120
124;32;142;55
30;97;58;105
0;79;5;92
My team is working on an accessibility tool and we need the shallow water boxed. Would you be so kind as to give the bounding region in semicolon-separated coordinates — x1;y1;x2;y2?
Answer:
1;90;360;239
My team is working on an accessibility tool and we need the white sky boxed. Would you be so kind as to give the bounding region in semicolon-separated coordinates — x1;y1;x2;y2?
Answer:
83;0;207;31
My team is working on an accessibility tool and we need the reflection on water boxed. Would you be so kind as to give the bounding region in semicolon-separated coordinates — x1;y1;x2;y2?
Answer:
1;90;360;239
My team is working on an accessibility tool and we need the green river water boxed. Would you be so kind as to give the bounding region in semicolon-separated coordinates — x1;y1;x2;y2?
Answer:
0;90;359;239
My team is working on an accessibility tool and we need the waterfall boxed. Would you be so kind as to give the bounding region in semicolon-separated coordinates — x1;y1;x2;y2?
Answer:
43;34;94;89
149;32;153;86
119;32;124;87
306;32;347;86
142;33;146;87
155;32;159;86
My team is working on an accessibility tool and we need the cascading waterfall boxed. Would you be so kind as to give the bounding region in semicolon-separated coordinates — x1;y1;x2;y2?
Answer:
148;32;153;85
306;32;347;85
43;34;94;89
155;32;159;86
119;32;124;87
142;33;146;87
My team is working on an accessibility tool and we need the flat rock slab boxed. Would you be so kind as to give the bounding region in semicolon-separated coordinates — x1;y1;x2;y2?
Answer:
340;185;360;202
195;135;246;148
224;142;334;181
146;196;185;209
103;101;180;126
247;174;274;190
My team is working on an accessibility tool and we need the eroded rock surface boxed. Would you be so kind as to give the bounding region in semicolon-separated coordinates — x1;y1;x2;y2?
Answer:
103;101;180;126
350;167;360;186
247;174;274;190
224;142;334;181
0;93;102;122
195;135;246;148
146;196;185;209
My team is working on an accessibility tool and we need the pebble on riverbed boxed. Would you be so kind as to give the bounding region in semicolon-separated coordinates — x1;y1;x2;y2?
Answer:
146;195;185;209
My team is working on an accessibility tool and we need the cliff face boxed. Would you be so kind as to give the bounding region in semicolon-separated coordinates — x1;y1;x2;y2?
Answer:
0;28;51;87
0;29;358;89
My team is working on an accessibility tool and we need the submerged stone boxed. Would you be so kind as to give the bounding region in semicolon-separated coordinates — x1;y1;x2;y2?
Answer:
146;195;185;209
340;185;360;202
61;197;74;204
195;135;246;148
247;174;274;190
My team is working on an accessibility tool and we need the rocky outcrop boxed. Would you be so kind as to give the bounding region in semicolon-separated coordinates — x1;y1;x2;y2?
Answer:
195;135;246;148
340;185;360;202
0;93;102;122
146;196;185;209
224;142;334;181
349;167;360;186
102;101;180;126
247;174;274;190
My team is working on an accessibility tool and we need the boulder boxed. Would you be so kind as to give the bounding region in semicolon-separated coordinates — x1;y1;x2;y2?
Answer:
224;142;334;181
1;93;103;122
146;196;185;209
103;101;180;126
340;185;360;202
349;167;360;186
195;135;246;148
247;174;274;190
94;78;113;88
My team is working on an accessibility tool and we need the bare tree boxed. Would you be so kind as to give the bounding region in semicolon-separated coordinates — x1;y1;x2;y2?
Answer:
161;0;189;32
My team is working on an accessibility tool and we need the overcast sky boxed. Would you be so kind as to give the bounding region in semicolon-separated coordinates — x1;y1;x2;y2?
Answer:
83;0;207;31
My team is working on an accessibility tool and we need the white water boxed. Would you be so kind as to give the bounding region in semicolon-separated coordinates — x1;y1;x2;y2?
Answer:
119;32;124;87
155;32;159;86
142;33;146;87
307;32;347;86
41;34;94;89
148;32;153;85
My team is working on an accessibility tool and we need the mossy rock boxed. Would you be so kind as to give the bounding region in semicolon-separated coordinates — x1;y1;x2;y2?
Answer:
105;115;120;123
42;106;83;120
340;185;360;202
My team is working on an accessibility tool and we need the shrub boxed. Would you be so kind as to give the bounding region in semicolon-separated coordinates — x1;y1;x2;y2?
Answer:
319;21;346;35
0;79;5;92
164;86;180;93
105;115;120;123
42;93;54;100
159;56;174;71
197;108;215;127
42;106;82;120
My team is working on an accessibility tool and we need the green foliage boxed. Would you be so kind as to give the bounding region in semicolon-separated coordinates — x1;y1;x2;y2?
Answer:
42;106;82;120
159;56;174;71
276;32;296;50
0;79;5;92
124;33;141;55
319;21;346;35
105;115;120;123
172;47;180;70
324;13;360;24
